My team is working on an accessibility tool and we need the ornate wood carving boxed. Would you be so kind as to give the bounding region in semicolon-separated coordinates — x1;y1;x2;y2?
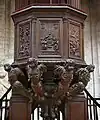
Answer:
11;3;87;120
18;22;31;59
68;20;81;59
41;33;59;51
38;19;62;56
4;59;94;119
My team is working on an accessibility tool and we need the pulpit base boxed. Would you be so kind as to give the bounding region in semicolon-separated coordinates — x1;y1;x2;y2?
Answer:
9;95;31;120
65;93;88;120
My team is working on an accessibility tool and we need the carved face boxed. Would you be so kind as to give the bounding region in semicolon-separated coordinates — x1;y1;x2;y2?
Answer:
87;64;95;72
61;69;67;81
27;58;38;68
54;65;67;81
4;64;11;72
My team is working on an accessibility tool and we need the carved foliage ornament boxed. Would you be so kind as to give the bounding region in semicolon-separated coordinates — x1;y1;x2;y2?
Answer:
18;22;31;58
69;21;81;58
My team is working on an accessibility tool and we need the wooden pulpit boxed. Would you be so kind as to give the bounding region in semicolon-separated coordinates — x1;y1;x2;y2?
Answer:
5;1;91;120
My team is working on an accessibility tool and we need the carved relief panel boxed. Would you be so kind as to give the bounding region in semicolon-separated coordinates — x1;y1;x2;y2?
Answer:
36;18;63;58
13;9;85;63
68;20;82;59
17;21;31;60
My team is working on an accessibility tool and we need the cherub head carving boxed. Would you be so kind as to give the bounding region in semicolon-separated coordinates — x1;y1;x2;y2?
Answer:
4;64;12;72
27;58;38;68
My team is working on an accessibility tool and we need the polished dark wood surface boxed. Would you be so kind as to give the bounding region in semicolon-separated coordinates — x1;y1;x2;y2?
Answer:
66;94;88;120
10;1;88;120
15;0;81;11
12;7;86;64
9;95;31;120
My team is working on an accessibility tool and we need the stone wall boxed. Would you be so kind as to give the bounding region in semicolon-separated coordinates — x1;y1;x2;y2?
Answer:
82;0;100;98
0;0;14;97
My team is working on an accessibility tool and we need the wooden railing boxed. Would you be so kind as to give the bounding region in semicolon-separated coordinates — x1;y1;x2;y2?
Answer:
0;87;99;120
0;86;61;120
84;88;100;120
15;0;81;11
0;87;12;120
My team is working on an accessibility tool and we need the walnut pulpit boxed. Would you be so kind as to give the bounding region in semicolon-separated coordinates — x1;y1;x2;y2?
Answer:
4;1;95;120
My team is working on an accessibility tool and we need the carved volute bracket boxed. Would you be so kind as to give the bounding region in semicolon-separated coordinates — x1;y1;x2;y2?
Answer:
4;58;95;119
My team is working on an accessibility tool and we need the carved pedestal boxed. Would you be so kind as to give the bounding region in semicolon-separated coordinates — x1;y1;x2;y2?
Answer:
65;93;87;120
9;95;31;120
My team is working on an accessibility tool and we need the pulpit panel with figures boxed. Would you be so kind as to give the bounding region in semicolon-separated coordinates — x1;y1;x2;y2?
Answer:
36;18;63;58
16;20;32;60
68;19;83;60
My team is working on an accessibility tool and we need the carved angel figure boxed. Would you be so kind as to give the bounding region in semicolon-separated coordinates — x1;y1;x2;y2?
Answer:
67;64;95;98
27;58;47;99
67;82;85;98
76;64;95;86
53;60;75;104
4;64;31;100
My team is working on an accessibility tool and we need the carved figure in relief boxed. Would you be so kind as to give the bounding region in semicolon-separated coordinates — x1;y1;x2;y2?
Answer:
4;56;95;120
41;33;59;51
69;23;80;58
27;58;57;119
67;82;85;99
19;23;30;58
76;64;95;86
4;64;31;100
67;64;95;98
54;59;75;104
27;58;47;99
